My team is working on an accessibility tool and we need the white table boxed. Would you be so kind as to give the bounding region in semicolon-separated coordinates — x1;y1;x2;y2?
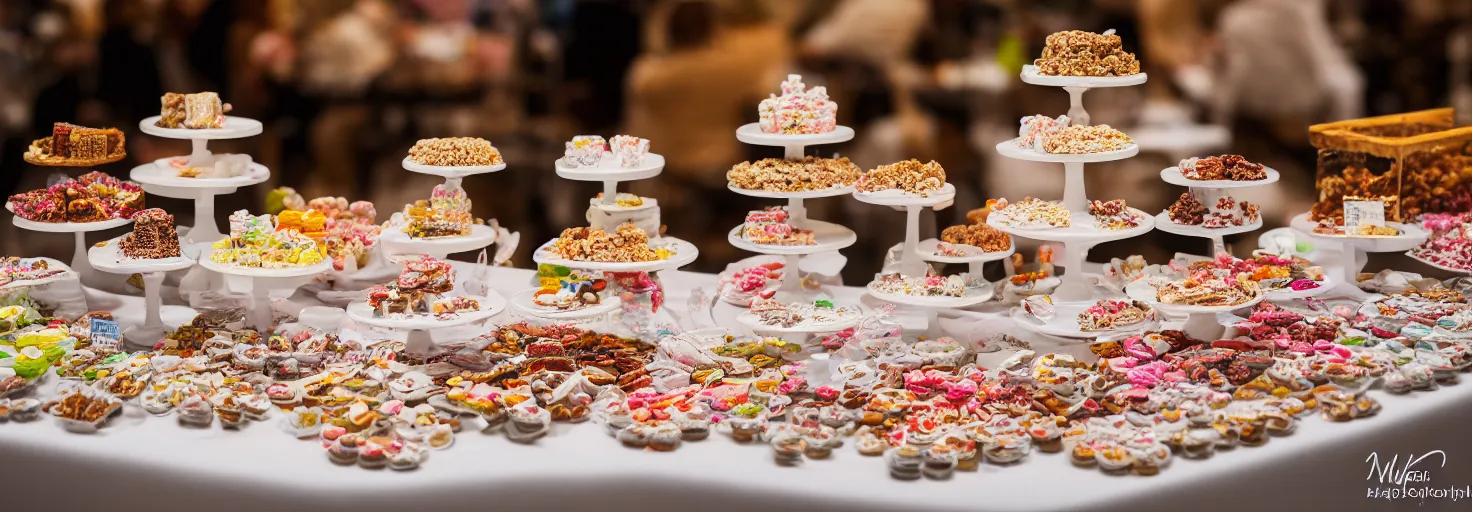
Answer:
4;264;1472;512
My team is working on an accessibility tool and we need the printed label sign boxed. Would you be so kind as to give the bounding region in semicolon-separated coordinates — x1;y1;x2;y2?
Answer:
90;319;122;349
1344;199;1386;234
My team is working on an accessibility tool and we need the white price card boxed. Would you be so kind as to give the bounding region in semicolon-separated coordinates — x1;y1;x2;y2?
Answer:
1344;199;1386;234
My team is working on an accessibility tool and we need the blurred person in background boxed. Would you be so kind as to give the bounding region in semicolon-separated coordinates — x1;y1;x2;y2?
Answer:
624;0;790;266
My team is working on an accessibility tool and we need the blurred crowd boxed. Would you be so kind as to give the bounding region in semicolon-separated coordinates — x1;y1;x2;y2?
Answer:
1;0;1469;281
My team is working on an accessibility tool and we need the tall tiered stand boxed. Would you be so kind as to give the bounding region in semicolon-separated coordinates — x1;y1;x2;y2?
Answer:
132;116;268;247
993;66;1156;338
728;124;859;302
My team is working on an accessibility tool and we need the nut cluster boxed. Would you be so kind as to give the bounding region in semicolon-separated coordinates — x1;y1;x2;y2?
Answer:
856;159;946;195
1042;125;1133;154
407;137;503;167
941;224;1011;253
1180;155;1266;181
727;156;860;192
552;223;662;262
1033;30;1141;77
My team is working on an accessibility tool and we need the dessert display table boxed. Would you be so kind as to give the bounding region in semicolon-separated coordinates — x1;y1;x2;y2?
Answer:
3;262;1469;512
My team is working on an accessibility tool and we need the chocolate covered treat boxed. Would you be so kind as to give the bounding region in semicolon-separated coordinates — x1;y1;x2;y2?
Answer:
120;209;182;259
24;123;127;166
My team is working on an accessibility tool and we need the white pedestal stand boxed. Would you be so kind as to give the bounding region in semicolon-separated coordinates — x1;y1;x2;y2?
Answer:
382;159;510;259
727;186;858;303
1155;166;1281;255
1125;280;1265;340
87;236;198;346
1290;213;1429;298
136;116;267;243
346;293;506;354
728;123;858;302
8;214;132;289
199;257;330;331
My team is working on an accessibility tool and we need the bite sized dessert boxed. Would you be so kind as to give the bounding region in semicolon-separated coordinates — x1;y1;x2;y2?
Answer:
727;156;861;193
156;92;230;129
308;198;380;271
990;197;1070;229
1178;155;1266;181
551;223;668;263
209;210;325;268
855;159;946;196
7;171;145;223
1153;272;1260;307
0;257;65;283
940;223;1011;253
25;122;127;166
562;135;607;167
609;135;650;168
758;74;837;135
366;256;456;317
719;261;783;306
1016;114;1069;152
1077;299;1151;331
560;134;648;169
118;209;181;259
432;296;481;318
407;137;503;167
1204;252;1324;291
402;183;477;239
533;265;607;310
1088;199;1142;230
1410;215;1472;271
1033;29;1141;77
742;207;815;246
1166;192;1207;225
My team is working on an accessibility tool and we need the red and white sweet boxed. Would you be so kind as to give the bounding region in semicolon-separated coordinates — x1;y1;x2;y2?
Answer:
758;75;837;135
741;207;814;246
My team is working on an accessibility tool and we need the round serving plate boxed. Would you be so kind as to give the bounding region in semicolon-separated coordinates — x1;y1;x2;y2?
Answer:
6;202;133;233
894;238;1016;265
851;183;957;208
131;161;270;190
734;309;862;335
139;116;264;140
0;257;76;291
88;235;196;274
1158;165;1280;188
401;157;507;178
1010;299;1156;339
532;236;699;273
1019;65;1148;88
555;153;665;182
1124;279;1265;316
735;123;855;147
865;280;994;309
726;184;855;200
1261;274;1337;301
1290;213;1428;253
727;220;857;255
198;254;332;278
994;139;1139;164
378;224;497;257
1152;212;1262;238
988;209;1155;244
346;293;506;331
509;288;623;320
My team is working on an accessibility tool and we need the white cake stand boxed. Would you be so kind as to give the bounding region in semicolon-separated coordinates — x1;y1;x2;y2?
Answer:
346;293;506;353
864;279;994;336
0;257;77;292
88;236;198;346
1290;213;1429;297
988;209;1154;303
129;162;271;244
555;152;666;205
402;158;507;179
1010;299;1157;339
509;289;623;322
199;255;331;330
1154;165;1278;255
888;238;1015;281
725;185;858;303
1019;65;1147;126
6;203;133;284
729;121;857;303
853;183;957;278
1261;274;1337;301
734;309;862;336
1125;280;1265;340
137;116;266;243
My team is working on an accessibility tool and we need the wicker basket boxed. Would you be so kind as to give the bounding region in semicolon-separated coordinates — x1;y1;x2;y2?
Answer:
1309;108;1472;222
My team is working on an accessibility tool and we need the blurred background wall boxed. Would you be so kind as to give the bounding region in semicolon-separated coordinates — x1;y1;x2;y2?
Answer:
1;0;1468;282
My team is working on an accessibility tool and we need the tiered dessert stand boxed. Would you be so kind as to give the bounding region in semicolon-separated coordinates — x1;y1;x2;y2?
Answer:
857;183;994;334
380;157;507;258
992;67;1156;338
199;257;332;331
524;145;697;321
1124;278;1265;340
87;238;198;346
1290;213;1429;298
346;293;507;354
132;116;268;247
1154;165;1280;256
728;123;859;303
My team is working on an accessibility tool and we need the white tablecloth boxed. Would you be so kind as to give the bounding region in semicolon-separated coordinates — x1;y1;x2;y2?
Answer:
4;264;1472;512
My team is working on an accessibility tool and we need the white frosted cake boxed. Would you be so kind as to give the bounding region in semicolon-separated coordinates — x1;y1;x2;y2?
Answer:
586;194;661;237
